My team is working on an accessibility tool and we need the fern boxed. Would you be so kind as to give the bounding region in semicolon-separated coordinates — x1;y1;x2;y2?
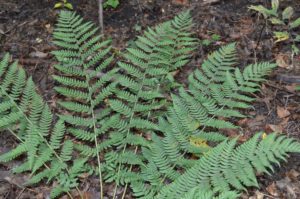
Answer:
129;44;277;198
52;10;118;152
103;10;197;189
156;133;300;198
187;43;276;122
52;11;121;196
0;54;86;198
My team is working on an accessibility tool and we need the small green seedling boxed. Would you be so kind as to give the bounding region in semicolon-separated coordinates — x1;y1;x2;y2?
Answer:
54;0;73;10
104;0;120;9
249;0;300;55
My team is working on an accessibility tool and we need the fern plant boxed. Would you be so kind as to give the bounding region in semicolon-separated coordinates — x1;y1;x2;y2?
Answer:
102;11;198;194
0;54;87;198
51;10;198;197
52;10;124;197
128;44;277;198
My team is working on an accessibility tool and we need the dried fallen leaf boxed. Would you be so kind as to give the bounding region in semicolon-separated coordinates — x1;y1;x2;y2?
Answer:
285;84;297;92
29;51;48;58
74;192;92;199
222;128;240;138
237;118;249;126
265;124;283;133
255;115;266;121
266;182;279;196
255;191;264;199
286;169;300;180
172;0;188;5
279;117;289;128
202;0;220;5
45;23;53;33
277;106;291;118
276;53;290;68
36;193;44;199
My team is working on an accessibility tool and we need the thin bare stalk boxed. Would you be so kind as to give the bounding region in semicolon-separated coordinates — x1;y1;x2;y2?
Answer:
98;0;104;34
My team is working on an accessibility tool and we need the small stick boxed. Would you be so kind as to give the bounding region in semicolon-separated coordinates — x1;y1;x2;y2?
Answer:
98;0;104;34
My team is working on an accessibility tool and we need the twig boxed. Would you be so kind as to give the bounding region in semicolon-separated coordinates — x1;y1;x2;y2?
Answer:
98;0;104;34
255;20;266;53
136;0;142;12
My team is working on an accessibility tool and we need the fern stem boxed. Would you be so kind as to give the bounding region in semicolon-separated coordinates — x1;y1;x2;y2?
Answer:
3;89;82;199
84;70;104;198
98;0;104;34
91;108;104;198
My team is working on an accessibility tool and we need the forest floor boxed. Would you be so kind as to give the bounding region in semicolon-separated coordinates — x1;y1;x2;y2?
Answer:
0;0;300;198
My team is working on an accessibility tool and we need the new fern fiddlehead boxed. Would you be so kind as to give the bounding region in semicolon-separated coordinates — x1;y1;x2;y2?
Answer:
0;54;86;198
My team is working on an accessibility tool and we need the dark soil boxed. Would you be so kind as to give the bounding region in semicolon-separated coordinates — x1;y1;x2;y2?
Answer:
0;0;299;198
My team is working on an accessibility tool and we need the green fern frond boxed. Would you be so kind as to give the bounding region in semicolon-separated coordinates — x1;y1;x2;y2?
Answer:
104;10;197;188
52;13;118;190
132;44;277;198
157;133;300;198
0;54;83;198
0;144;27;162
182;187;240;199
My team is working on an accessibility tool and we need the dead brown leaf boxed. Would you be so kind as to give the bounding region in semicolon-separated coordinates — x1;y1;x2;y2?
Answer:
222;128;240;138
172;0;188;5
255;115;266;122
286;169;300;181
266;182;279;196
36;193;44;199
255;191;264;199
265;124;283;133
239;18;254;35
237;118;249;127
277;106;291;118
285;84;298;92
45;23;53;33
202;0;220;5
29;51;48;59
276;53;290;68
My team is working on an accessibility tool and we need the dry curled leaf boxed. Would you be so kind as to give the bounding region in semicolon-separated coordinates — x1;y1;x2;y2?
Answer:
266;182;279;196
285;84;297;92
276;54;290;68
265;124;283;133
172;0;188;5
255;191;264;199
29;51;48;58
277;106;291;118
286;169;300;181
